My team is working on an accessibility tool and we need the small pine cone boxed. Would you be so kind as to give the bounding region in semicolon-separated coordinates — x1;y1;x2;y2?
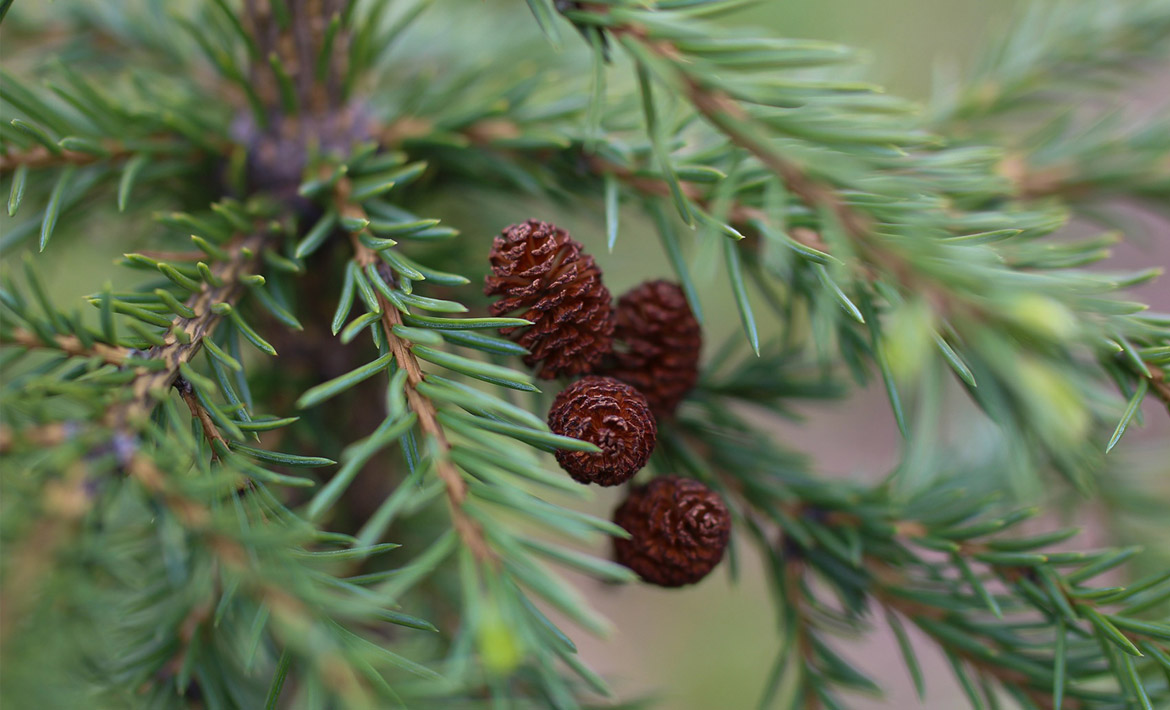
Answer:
484;220;615;379
602;280;701;417
547;376;656;486
612;476;730;587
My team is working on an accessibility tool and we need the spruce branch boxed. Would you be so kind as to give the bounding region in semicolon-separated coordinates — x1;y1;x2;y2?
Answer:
934;0;1170;127
336;183;495;564
934;0;1170;212
118;455;385;707
109;230;272;431
663;397;1170;709
0;459;90;644
377;114;829;252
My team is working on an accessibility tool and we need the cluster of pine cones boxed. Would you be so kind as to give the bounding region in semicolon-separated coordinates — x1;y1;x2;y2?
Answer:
485;219;731;587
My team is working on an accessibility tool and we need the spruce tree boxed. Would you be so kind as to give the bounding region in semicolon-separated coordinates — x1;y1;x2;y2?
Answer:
1;1;1169;708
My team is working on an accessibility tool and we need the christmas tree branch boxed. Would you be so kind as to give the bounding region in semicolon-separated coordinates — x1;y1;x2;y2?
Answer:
122;451;383;706
666;404;1170;708
377;114;829;252
600;17;963;302
336;183;494;563
877;595;1070;710
110;230;271;431
934;0;1170;128
934;1;1170;212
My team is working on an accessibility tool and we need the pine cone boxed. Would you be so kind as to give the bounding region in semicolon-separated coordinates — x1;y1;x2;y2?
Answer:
547;376;656;486
602;280;701;417
484;220;615;379
612;476;730;587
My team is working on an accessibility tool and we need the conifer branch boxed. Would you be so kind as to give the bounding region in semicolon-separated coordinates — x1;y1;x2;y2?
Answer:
878;595;1071;710
110;230;270;431
122;454;377;705
337;183;495;563
0;461;90;643
782;559;823;710
603;20;947;290
377;116;829;251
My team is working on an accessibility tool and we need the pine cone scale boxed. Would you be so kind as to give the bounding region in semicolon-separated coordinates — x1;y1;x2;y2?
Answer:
601;280;701;416
485;220;614;379
613;476;730;587
546;376;656;486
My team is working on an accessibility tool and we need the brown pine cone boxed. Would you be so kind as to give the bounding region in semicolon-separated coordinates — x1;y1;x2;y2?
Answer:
612;476;730;587
547;376;656;486
602;280;701;417
484;220;615;379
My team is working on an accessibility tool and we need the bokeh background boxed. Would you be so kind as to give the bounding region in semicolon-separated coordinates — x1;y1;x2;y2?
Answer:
4;1;1168;708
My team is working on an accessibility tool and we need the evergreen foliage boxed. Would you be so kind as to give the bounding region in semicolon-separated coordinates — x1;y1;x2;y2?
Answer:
1;1;1168;708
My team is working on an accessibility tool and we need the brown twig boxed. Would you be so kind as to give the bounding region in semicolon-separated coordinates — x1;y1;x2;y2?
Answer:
178;379;230;458
0;143;128;173
5;328;132;366
0;137;211;174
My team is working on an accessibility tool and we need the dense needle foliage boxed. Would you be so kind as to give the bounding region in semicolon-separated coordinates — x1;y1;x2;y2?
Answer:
1;1;1169;708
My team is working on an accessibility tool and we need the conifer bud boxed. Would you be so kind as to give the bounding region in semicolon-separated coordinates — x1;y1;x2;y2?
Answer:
484;220;615;379
612;476;731;587
547;376;656;486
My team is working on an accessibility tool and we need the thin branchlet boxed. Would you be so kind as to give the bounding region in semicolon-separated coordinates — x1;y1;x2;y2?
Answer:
110;230;271;431
337;180;495;563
